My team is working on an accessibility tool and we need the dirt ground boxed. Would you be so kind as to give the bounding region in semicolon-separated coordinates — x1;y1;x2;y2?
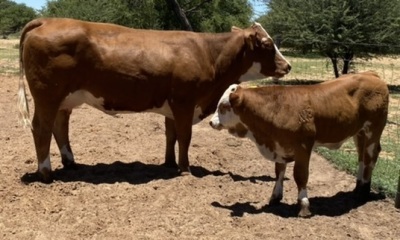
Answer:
1;75;399;240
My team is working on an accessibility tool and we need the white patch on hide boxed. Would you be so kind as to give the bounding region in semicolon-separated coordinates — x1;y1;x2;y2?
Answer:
60;145;74;162
272;167;286;198
357;161;366;183
210;84;239;129
59;90;106;112
39;155;51;172
146;100;174;120
298;188;309;205
192;105;204;125
367;143;376;159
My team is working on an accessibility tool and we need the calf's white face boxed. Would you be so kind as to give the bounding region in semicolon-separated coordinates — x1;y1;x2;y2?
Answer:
210;84;242;130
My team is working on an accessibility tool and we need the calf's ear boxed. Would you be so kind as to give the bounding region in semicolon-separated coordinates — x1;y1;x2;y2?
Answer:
229;91;241;107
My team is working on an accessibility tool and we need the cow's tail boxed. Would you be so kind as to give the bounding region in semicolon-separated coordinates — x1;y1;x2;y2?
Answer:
17;19;43;129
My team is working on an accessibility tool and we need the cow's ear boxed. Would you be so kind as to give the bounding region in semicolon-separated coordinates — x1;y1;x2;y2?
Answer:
244;30;255;51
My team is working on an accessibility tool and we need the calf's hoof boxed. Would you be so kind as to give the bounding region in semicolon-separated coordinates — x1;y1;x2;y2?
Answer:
298;198;312;218
353;181;371;201
298;207;312;218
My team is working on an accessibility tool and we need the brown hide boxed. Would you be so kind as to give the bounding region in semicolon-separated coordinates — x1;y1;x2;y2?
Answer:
19;18;290;182
230;71;389;156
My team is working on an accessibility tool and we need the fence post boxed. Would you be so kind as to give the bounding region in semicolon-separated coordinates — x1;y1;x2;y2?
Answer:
395;171;400;209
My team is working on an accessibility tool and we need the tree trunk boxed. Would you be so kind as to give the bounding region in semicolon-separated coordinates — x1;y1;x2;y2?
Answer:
341;52;354;75
165;0;193;31
330;57;340;78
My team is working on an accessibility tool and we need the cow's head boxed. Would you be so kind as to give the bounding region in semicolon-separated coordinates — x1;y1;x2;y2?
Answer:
233;22;291;79
210;84;248;137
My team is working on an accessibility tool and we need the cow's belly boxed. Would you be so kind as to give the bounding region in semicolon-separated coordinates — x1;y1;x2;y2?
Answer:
59;89;204;124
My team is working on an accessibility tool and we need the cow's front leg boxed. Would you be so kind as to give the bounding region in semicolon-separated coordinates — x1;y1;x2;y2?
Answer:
170;101;195;175
53;109;77;169
269;162;287;205
293;151;312;217
164;117;178;169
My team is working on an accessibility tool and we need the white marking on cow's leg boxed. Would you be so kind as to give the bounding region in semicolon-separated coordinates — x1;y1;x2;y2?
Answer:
298;188;311;217
367;143;376;159
60;145;74;163
38;155;52;174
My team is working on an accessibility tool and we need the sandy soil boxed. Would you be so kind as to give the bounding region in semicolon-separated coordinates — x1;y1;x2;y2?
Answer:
1;75;399;239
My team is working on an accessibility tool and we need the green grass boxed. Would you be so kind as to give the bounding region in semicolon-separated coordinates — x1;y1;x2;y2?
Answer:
0;44;19;75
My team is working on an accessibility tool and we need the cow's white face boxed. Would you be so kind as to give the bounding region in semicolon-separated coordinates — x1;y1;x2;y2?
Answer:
210;84;242;130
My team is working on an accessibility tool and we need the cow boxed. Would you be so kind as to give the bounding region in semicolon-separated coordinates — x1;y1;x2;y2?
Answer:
17;18;291;183
209;71;389;217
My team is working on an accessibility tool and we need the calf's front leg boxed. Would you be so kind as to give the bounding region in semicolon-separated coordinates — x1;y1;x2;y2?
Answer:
269;162;287;205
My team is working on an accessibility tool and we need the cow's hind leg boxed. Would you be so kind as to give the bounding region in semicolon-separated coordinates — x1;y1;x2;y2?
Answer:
164;117;178;169
269;162;287;205
31;107;58;183
353;131;382;200
53;109;77;169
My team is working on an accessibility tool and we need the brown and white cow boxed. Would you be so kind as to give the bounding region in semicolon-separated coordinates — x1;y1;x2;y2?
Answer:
17;18;291;182
210;71;389;217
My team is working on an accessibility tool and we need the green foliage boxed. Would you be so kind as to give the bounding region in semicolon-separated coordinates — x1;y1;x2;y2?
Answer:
258;0;400;76
0;0;38;37
42;0;161;29
41;0;252;32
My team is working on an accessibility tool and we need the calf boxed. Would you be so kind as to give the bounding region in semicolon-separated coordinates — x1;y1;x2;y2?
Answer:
210;71;389;217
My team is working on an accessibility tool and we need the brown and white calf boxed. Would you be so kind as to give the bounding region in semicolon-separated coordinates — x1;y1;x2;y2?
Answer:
17;18;290;182
210;71;389;217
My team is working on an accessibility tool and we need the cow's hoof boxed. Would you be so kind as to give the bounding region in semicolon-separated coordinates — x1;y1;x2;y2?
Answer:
269;196;282;205
62;160;78;170
163;161;179;169
38;169;54;184
178;166;191;176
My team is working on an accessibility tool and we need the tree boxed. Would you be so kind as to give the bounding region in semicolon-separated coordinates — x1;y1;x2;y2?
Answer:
258;0;400;77
42;0;252;32
0;0;37;37
42;0;161;29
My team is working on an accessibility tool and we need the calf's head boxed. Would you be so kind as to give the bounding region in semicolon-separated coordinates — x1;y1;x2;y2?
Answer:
234;23;291;79
210;84;245;133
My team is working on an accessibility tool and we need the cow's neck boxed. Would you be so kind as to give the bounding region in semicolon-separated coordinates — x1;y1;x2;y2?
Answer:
204;32;252;80
197;32;253;119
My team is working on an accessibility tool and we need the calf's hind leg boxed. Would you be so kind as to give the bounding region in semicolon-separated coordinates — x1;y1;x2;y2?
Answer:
353;131;382;199
53;109;77;169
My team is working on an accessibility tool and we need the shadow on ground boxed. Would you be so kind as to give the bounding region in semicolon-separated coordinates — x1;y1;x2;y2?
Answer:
212;190;385;218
